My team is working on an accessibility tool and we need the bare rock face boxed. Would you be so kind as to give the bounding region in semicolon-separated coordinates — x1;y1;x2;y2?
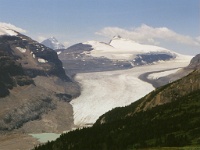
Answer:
0;33;80;133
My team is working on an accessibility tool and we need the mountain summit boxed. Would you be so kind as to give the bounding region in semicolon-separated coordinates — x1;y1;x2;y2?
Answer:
41;37;65;50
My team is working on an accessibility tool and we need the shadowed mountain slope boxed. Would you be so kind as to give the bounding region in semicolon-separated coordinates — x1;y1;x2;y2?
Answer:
0;29;80;133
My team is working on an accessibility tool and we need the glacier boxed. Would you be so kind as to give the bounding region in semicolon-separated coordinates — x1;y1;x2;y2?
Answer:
70;56;191;127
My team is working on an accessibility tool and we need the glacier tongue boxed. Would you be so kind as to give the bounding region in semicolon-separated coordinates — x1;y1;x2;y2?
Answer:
70;57;191;127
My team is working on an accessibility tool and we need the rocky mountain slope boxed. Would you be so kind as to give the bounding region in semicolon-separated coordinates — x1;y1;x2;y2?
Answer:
34;53;200;149
41;37;65;50
56;43;132;76
0;24;80;133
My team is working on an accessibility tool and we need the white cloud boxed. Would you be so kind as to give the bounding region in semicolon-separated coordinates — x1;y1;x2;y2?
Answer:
96;24;200;47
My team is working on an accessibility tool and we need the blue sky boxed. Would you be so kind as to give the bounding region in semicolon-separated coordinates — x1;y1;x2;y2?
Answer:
0;0;199;55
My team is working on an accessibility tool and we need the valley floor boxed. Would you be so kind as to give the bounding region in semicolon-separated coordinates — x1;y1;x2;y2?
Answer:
70;57;191;127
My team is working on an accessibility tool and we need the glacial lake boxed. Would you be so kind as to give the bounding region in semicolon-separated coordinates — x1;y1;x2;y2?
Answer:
30;133;61;143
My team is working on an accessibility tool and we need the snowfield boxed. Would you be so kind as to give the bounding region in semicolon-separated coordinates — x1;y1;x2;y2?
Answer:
16;47;26;53
38;58;48;63
84;37;178;60
57;51;62;55
70;56;192;126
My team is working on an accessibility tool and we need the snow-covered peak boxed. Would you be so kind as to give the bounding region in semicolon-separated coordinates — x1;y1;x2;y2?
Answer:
82;38;180;60
110;37;173;53
41;37;65;50
83;41;115;52
49;36;58;42
0;22;26;36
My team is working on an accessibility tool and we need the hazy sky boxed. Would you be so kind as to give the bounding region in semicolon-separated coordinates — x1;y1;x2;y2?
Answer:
0;0;199;55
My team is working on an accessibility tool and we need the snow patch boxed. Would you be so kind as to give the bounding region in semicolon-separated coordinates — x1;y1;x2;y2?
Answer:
57;51;62;55
16;47;26;53
38;58;48;63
